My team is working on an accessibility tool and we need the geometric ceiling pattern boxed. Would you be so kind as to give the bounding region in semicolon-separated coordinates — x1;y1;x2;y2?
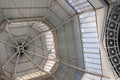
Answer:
0;0;106;79
105;5;120;77
0;21;58;80
0;0;118;80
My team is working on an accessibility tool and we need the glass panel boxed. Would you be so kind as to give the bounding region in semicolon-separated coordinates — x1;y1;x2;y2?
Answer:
67;0;93;13
83;48;99;53
79;10;102;79
86;68;102;74
85;63;101;69
82;38;98;42
81;73;101;80
81;22;96;28
85;58;101;64
83;44;99;48
82;33;98;37
80;17;96;23
68;0;102;79
81;28;97;33
84;53;100;59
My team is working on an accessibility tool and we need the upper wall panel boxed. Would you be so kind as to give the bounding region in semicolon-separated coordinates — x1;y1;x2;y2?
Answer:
0;0;52;8
88;0;103;8
57;0;76;16
46;0;76;28
51;2;70;21
3;9;47;19
0;0;52;19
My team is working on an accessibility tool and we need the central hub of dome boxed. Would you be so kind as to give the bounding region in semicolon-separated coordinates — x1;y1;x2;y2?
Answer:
19;46;23;51
1;21;59;80
15;43;28;57
18;46;24;55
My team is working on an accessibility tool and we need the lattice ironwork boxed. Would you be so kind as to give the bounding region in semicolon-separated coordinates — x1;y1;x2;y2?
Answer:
105;5;120;77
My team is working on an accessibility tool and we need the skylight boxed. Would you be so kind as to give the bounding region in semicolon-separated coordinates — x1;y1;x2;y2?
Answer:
1;21;59;80
68;0;93;12
68;0;102;79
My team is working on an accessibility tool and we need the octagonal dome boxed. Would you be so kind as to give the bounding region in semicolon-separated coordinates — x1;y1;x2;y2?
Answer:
0;0;106;80
0;21;59;80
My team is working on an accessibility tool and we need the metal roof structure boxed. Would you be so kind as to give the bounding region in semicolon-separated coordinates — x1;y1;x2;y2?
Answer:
0;0;120;80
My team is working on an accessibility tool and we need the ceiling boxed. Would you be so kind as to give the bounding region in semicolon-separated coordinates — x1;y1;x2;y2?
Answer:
0;0;84;80
0;0;116;80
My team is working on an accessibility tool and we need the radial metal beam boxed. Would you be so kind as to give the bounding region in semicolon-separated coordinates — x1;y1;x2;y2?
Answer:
2;51;18;69
23;51;50;74
60;61;110;79
12;52;20;78
0;39;17;48
24;50;58;62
